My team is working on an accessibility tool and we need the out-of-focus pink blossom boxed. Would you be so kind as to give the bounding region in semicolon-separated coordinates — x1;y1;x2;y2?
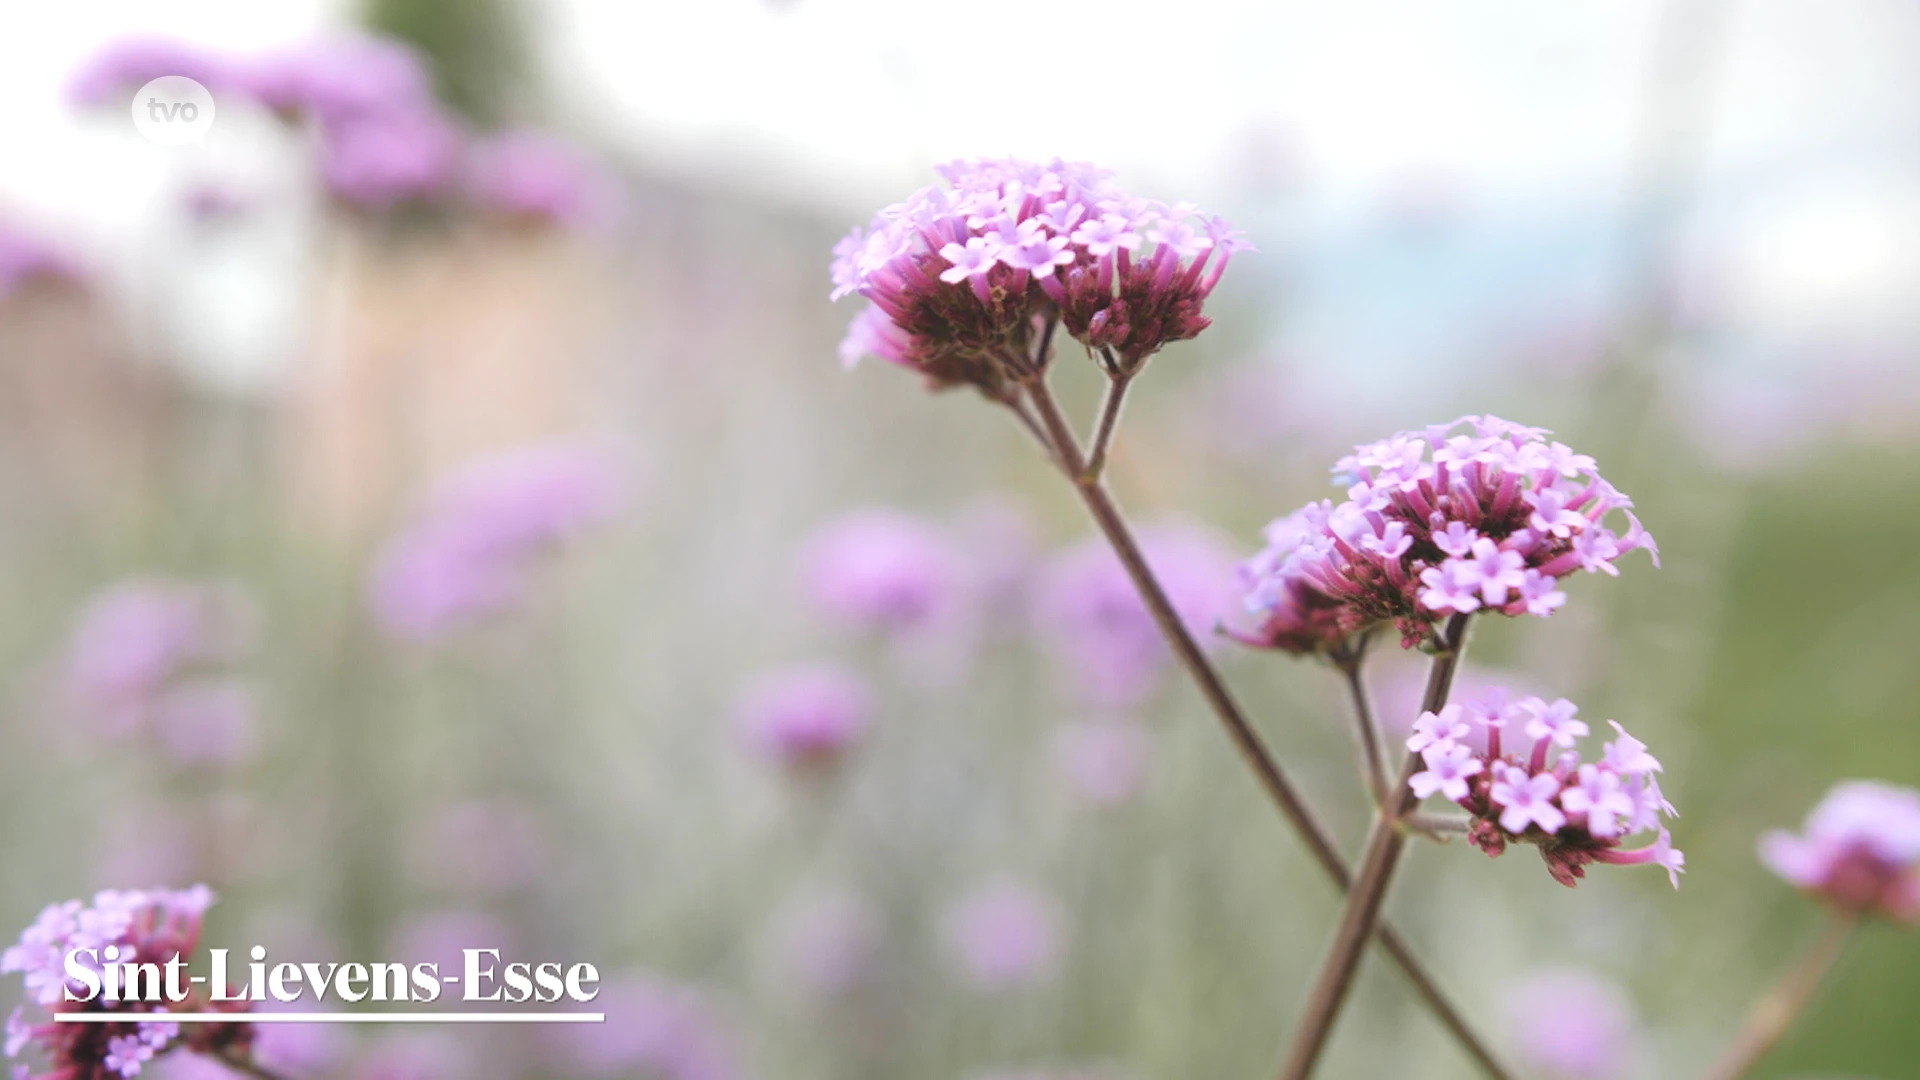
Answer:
735;666;873;770
1760;780;1920;923
546;974;738;1080
151;680;258;767
1035;524;1237;708
0;220;87;300
370;442;621;641
463;131;613;229
59;579;256;738
239;35;434;123
767;890;884;997
66;38;234;106
941;880;1065;991
1500;969;1641;1079
317;107;463;210
1053;719;1151;805
801;510;957;633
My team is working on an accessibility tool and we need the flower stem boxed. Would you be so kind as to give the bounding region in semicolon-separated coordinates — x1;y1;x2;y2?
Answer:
1017;381;1509;1080
1331;637;1391;807
1278;613;1473;1080
1704;916;1858;1080
1082;370;1134;482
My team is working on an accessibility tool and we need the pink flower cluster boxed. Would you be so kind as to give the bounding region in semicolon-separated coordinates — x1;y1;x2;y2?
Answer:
830;157;1250;392
1233;415;1658;652
1760;780;1920;923
3;887;254;1080
1404;693;1684;888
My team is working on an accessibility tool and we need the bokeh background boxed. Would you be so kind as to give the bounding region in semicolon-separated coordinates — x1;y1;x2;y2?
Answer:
2;1;1918;1077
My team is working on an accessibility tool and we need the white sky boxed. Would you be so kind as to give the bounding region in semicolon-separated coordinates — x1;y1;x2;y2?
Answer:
5;0;1919;386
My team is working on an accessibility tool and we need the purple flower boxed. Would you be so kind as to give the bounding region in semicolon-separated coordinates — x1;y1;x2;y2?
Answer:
370;442;620;641
1410;743;1482;802
837;303;916;371
1759;780;1920;923
735;666;874;769
942;881;1065;991
0;221;87;300
66;38;234;107
1491;765;1568;836
58;579;255;737
1406;704;1470;755
1401;690;1682;889
1037;524;1237;707
1053;719;1152;805
2;887;243;1078
317;107;463;209
463;130;613;229
239;35;433;123
801;510;956;632
409;800;546;894
1235;416;1654;652
1501;969;1640;1079
828;157;1247;390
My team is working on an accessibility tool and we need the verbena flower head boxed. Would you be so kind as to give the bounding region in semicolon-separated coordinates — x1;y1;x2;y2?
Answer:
3;887;256;1080
766;890;884;997
1232;415;1657;652
370;443;620;641
830;157;1250;392
0;221;87;301
941;880;1064;991
1035;524;1236;708
317;107;463;210
1404;693;1683;888
735;666;874;770
1053;719;1152;806
1759;780;1920;923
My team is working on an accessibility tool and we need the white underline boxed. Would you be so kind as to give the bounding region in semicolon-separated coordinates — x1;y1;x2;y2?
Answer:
55;1013;603;1024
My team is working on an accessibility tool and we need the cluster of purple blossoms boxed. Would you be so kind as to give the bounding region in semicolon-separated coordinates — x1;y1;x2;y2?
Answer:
462;131;613;230
3;887;255;1080
830;157;1250;393
1232;415;1658;653
1404;693;1683;888
370;442;620;640
941;880;1065;991
58;579;258;764
800;509;958;634
1760;780;1920;923
0;220;87;302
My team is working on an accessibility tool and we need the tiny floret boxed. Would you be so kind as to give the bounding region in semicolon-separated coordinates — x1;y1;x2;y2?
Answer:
1759;780;1920;923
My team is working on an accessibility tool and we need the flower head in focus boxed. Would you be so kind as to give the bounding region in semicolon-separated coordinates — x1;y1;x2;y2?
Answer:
735;666;874;771
1403;693;1683;888
3;887;258;1079
369;442;621;641
1232;416;1656;652
1760;780;1920;923
830;157;1250;393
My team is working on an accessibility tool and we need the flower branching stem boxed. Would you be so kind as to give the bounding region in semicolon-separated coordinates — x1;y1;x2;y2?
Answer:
1278;612;1474;1080
1704;917;1858;1080
1331;636;1392;807
1014;372;1510;1080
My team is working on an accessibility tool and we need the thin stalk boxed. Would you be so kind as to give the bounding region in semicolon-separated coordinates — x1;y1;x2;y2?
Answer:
1703;917;1858;1080
1082;371;1133;482
1332;638;1391;807
1017;380;1509;1080
1278;613;1473;1080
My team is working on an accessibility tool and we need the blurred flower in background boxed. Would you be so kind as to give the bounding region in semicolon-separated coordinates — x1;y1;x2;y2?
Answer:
1500;968;1643;1079
942;880;1066;992
1761;781;1920;923
734;664;873;772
